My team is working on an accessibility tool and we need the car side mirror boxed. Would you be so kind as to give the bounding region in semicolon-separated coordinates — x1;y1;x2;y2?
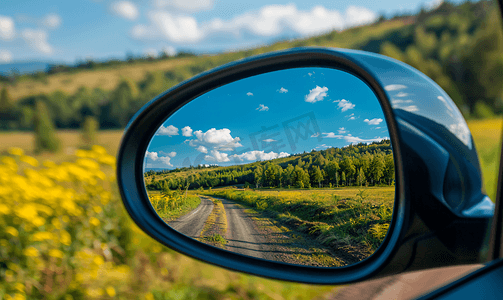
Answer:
117;47;494;284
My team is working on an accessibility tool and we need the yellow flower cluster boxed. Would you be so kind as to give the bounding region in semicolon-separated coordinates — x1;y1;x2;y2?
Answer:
0;146;130;299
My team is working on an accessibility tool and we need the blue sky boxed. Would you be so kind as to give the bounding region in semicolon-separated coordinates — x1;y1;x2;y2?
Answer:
145;67;389;169
0;0;466;64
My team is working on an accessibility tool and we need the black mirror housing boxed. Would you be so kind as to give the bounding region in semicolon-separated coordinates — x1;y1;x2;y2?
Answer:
117;47;494;284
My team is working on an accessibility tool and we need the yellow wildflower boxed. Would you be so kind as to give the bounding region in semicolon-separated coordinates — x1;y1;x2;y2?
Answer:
16;204;38;221
14;282;24;292
51;218;62;229
8;147;24;156
76;158;100;170
32;217;46;227
43;160;56;168
89;217;100;226
2;157;18;172
75;149;88;158
98;155;116;166
93;255;104;266
5;226;18;237
93;206;102;214
23;246;39;257
0;203;10;214
31;232;54;242
86;288;104;298
105;286;116;297
144;292;154;300
20;155;39;167
49;249;64;258
60;230;72;246
62;215;70;223
91;145;107;155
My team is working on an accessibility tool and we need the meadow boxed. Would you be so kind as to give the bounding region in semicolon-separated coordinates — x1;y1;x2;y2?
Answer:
0;117;500;299
204;187;394;264
146;190;201;223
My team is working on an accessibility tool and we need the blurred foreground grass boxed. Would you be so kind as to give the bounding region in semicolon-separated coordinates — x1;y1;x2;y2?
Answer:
0;117;500;299
0;146;334;299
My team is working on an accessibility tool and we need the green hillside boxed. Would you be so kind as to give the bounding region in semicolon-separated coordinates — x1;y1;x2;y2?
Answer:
0;0;500;133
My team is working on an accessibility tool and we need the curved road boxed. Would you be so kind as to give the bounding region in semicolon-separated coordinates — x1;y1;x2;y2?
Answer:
168;196;214;238
220;198;273;260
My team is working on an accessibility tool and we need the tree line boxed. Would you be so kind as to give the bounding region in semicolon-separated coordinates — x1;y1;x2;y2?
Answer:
1;0;500;134
145;140;394;191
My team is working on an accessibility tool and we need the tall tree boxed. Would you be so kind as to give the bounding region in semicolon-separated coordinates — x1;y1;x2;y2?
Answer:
310;165;324;188
81;116;99;149
356;167;366;186
34;100;61;153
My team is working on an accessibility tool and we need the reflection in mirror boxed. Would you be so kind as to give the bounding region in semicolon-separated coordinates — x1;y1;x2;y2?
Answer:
143;68;394;267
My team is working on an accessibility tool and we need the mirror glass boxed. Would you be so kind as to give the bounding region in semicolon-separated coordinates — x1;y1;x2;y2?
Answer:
143;67;394;267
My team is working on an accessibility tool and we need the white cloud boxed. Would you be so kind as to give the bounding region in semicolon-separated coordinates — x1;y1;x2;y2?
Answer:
21;29;53;54
111;1;139;20
144;48;158;58
145;151;159;161
322;133;387;144
230;150;289;162
189;128;242;151
305;86;328;103
182;126;193;137
311;132;320;138
349;116;356;120
196;145;208;153
156;125;179;136
338;127;347;134
334;99;355;112
0;16;15;40
263;139;276;142
145;151;173;166
315;144;330;149
159;156;173;166
384;84;407;91
132;11;203;43
208;4;375;37
395;92;409;97
247;92;253;96
42;14;62;29
364;118;383;125
132;4;376;44
256;104;269;111
278;87;288;93
162;46;177;57
153;0;214;12
0;50;12;63
205;150;230;162
345;6;378;27
391;99;413;105
402;105;419;112
425;0;444;11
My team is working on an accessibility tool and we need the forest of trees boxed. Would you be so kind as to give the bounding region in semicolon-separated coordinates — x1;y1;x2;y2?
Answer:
145;140;394;191
0;1;501;132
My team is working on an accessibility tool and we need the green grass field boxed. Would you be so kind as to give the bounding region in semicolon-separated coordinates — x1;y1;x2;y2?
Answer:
0;117;500;299
204;187;394;263
147;190;201;222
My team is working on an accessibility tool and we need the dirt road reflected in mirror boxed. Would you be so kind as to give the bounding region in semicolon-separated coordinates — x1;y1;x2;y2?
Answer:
144;67;395;267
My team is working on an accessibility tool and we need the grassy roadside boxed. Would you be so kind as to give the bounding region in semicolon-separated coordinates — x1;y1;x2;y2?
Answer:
198;196;229;248
242;205;347;267
147;190;201;222
204;187;394;262
467;117;503;201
